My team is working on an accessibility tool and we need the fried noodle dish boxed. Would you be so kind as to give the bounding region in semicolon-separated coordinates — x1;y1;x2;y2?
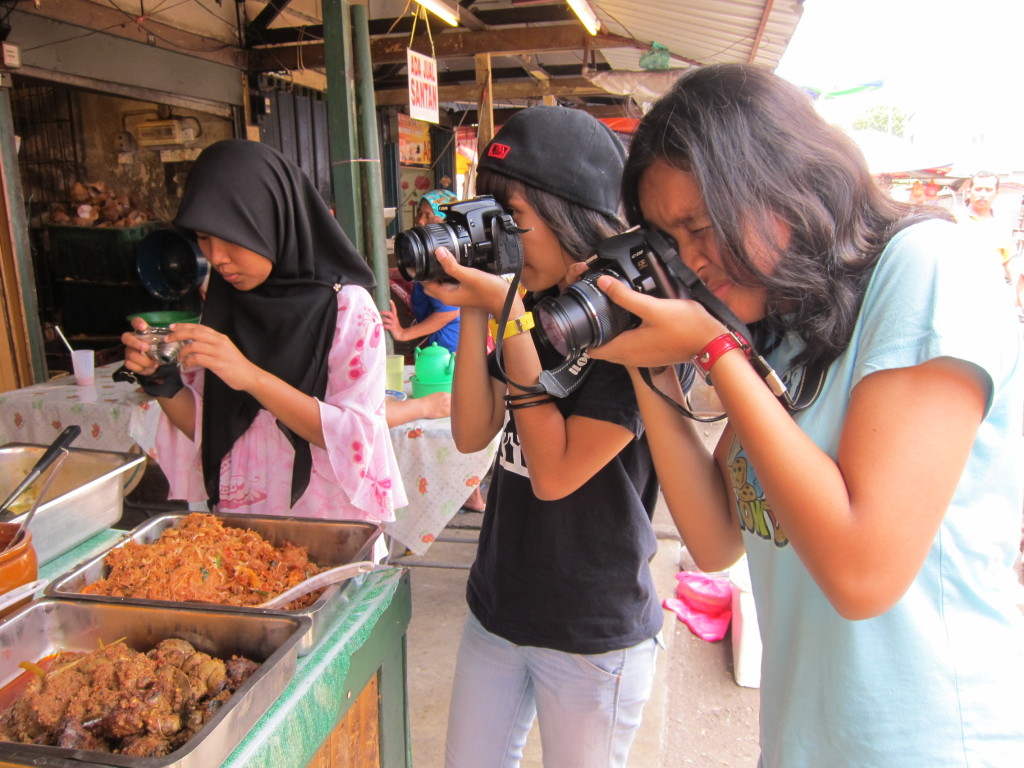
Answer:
81;513;325;610
0;638;259;757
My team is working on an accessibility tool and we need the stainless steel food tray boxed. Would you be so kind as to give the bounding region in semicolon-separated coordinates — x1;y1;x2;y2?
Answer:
0;443;146;564
0;597;309;768
45;512;382;656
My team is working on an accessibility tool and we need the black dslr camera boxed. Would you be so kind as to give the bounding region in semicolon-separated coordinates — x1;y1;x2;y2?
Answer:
534;228;686;357
394;195;525;282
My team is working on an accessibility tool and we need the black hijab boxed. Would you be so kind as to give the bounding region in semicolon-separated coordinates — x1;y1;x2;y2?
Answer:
174;139;375;507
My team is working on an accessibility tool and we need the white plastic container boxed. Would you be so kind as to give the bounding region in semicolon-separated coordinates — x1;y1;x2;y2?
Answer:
729;556;762;688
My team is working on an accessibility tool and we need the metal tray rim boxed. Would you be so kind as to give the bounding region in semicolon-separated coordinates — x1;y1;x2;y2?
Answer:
44;512;382;617
0;597;311;768
0;443;145;519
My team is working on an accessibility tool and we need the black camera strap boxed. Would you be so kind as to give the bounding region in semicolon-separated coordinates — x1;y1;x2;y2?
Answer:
642;230;826;418
493;276;596;399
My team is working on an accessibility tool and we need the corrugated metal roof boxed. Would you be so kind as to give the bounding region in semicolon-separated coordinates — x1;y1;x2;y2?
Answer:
595;0;803;72
87;0;804;109
240;0;803;74
70;0;803;76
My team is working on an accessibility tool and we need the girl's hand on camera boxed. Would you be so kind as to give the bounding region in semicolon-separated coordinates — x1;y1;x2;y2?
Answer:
169;323;259;392
587;275;726;368
422;247;522;317
122;318;160;376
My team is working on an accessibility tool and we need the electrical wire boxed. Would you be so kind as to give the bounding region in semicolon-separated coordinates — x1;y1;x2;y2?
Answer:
95;0;236;52
385;1;415;36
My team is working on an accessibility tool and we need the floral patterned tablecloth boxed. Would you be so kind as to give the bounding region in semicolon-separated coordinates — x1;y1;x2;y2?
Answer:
0;362;152;452
0;362;154;490
384;417;497;556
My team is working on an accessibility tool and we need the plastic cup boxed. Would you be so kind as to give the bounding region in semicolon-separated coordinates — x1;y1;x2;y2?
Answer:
386;354;405;393
71;349;95;386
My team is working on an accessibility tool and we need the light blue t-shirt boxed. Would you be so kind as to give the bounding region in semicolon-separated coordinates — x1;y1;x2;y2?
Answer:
729;219;1024;767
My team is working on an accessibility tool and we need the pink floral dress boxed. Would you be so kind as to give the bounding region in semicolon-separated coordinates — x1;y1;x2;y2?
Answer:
151;285;407;523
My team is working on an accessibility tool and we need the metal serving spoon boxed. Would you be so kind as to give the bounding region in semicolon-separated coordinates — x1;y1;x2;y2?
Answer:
1;448;71;554
257;561;391;609
0;425;81;518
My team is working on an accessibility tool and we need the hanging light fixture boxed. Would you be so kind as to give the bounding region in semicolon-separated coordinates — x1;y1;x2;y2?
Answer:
566;0;601;36
414;0;460;27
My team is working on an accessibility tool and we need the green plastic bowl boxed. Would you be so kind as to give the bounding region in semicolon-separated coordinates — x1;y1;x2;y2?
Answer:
126;310;200;327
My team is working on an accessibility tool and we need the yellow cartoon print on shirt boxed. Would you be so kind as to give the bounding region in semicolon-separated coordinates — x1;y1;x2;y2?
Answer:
730;455;788;547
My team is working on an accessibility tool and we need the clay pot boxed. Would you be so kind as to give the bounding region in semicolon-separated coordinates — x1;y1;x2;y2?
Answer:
0;524;39;619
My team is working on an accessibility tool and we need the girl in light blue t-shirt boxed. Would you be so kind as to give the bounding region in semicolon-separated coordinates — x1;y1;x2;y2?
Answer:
591;63;1024;768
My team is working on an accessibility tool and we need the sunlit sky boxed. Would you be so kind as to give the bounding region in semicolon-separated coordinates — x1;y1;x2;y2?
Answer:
774;0;1024;171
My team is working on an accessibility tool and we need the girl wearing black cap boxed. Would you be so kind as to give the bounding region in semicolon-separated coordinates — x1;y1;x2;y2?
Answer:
422;107;661;768
122;139;406;525
589;64;1024;766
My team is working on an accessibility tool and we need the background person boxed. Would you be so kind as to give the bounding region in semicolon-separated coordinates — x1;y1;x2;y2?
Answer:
122;139;406;526
424;106;662;768
956;170;1022;311
421;175;459;219
589;64;1024;767
382;195;462;354
385;390;451;427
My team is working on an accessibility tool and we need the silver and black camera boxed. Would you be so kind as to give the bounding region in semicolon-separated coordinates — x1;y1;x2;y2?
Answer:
134;327;187;364
534;228;685;357
394;195;525;282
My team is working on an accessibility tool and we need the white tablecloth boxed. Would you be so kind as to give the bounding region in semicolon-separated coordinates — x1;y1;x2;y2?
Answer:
383;364;497;555
0;362;151;453
384;416;496;555
0;362;152;490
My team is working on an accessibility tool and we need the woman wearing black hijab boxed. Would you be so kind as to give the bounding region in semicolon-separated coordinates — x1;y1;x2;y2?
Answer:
122;140;407;523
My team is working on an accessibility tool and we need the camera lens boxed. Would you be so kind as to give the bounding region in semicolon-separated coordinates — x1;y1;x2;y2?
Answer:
154;343;180;364
395;223;460;282
135;327;181;364
535;272;637;357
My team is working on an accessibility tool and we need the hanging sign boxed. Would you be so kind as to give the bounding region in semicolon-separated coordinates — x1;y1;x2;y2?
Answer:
408;49;439;124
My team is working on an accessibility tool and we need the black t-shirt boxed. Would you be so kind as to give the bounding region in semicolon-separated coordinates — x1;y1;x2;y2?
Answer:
466;343;663;654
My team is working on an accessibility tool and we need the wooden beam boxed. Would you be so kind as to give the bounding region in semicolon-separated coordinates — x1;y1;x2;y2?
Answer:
373;77;607;106
247;0;297;46
449;101;632;128
576;103;634;118
454;1;488;32
475;54;494;151
517;54;550;82
378;23;641;62
249;23;640;72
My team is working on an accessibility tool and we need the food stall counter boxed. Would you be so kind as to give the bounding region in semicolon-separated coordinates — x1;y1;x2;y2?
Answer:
0;362;497;557
32;529;412;768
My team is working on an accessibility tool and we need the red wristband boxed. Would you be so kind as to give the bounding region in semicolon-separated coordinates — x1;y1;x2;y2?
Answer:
693;332;751;375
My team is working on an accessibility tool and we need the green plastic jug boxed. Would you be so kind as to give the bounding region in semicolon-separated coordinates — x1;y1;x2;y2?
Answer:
413;343;455;383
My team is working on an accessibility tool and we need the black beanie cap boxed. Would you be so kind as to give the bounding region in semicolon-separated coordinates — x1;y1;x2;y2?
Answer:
478;106;626;219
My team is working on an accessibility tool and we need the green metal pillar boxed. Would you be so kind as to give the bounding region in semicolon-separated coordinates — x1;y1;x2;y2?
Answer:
322;0;363;253
351;4;391;326
0;80;47;384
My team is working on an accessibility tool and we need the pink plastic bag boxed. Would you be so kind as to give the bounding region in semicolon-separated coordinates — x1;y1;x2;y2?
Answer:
663;571;733;642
